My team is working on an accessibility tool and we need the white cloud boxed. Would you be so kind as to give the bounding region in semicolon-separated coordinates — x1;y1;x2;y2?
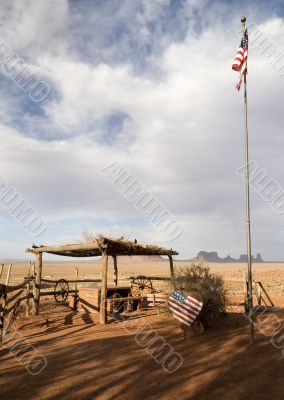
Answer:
0;0;69;52
0;1;284;259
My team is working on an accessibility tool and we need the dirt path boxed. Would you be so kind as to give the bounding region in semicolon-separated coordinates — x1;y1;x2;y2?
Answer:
1;304;284;400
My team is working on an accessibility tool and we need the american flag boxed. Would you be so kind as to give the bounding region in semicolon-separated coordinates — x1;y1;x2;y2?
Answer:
232;28;248;91
169;291;203;328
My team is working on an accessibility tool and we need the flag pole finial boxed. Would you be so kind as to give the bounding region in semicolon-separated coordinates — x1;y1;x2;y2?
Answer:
241;16;246;33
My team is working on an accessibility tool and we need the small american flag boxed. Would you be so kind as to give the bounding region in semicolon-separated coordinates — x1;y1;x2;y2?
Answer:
232;28;248;91
169;291;203;328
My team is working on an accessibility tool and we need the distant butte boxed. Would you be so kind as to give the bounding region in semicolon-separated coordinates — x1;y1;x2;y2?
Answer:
193;251;264;263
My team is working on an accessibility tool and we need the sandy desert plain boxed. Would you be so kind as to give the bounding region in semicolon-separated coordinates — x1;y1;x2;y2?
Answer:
2;259;284;302
1;259;284;400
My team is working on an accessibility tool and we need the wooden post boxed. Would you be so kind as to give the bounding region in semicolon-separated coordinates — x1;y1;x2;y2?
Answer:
243;269;248;310
113;255;118;286
259;282;274;307
0;264;12;344
31;261;36;277
75;267;78;295
254;282;258;304
258;282;262;305
5;264;12;287
74;266;79;309
33;253;42;315
0;263;4;280
254;281;261;306
25;262;31;317
168;255;174;278
30;261;36;315
100;253;108;324
69;266;79;310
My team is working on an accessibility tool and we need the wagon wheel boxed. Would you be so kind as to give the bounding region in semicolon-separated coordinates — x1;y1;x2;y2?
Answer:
131;276;153;297
54;279;69;303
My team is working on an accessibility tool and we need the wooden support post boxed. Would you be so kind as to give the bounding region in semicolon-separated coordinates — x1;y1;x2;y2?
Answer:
168;255;174;278
259;282;274;307
31;262;36;315
5;264;11;287
75;267;78;295
243;269;248;311
0;264;12;344
0;263;4;280
26;262;31;317
113;255;118;286
69;267;79;310
25;262;31;317
254;282;257;304
33;253;42;315
258;282;262;305
100;253;108;324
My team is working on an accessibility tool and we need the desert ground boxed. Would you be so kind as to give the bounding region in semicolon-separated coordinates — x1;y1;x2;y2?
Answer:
3;259;284;288
2;259;284;304
1;260;284;399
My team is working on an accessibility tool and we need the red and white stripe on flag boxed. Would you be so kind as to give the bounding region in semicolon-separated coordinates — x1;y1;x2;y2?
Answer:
169;291;203;329
232;28;248;91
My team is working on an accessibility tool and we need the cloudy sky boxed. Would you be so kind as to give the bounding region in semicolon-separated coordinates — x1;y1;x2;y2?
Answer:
1;0;284;260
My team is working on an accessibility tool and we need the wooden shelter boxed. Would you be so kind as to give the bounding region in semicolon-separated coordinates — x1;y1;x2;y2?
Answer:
26;236;178;324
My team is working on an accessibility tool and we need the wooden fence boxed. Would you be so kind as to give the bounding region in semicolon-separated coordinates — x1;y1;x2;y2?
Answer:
0;263;104;344
0;264;34;343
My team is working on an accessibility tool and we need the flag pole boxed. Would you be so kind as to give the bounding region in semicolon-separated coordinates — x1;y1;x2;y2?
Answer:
241;16;254;344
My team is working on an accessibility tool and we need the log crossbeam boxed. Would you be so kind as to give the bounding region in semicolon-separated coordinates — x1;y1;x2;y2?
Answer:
24;235;178;324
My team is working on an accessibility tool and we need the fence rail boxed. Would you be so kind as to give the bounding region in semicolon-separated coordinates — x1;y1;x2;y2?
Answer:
5;289;25;306
0;263;109;344
41;278;102;284
3;294;33;317
6;277;34;293
0;265;187;345
40;289;76;296
128;276;171;281
0;263;35;344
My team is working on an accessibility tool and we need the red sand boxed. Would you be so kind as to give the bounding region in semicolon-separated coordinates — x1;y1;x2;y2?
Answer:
1;303;284;400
